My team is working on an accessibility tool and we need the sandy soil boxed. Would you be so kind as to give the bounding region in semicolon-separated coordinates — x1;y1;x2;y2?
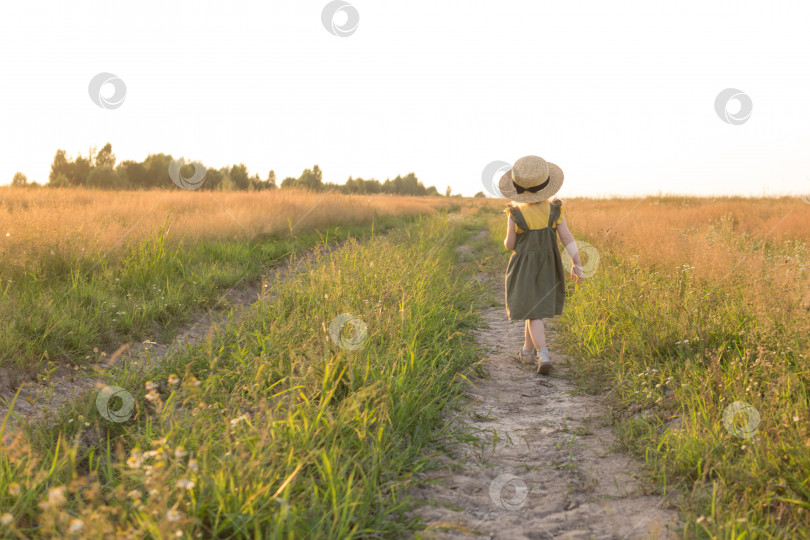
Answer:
408;240;681;539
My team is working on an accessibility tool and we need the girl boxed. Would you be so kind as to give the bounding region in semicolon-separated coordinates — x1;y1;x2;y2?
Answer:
499;155;583;375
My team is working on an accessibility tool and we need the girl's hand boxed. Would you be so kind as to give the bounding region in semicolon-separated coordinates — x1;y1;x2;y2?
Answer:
570;265;584;285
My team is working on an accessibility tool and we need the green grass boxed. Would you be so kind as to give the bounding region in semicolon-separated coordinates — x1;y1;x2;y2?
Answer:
0;215;410;377
0;212;487;538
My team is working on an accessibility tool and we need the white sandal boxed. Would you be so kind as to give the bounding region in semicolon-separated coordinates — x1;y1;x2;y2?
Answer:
536;350;552;375
518;348;536;364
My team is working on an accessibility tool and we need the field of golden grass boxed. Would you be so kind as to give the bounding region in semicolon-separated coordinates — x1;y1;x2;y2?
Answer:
0;187;462;375
0;187;457;272
480;195;810;307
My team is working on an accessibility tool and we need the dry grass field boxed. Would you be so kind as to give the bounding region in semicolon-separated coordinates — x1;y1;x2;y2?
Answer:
0;187;458;377
0;187;456;272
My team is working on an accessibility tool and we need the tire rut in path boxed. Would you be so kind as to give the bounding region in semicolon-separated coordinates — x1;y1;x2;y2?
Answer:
409;272;680;539
0;241;344;427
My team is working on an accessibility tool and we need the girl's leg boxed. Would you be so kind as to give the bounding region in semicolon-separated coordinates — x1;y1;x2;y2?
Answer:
527;319;546;351
529;319;551;374
523;320;534;352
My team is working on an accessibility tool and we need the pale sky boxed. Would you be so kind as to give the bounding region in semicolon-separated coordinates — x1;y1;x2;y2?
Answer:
2;0;810;197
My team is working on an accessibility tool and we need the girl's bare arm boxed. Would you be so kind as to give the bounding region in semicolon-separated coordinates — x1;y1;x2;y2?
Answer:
557;218;583;277
504;214;517;251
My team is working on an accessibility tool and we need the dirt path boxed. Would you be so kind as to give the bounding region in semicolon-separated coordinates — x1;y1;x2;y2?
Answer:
0;241;344;426
409;240;680;539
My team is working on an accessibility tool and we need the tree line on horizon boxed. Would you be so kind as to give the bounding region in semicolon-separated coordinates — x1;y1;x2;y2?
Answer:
8;143;450;196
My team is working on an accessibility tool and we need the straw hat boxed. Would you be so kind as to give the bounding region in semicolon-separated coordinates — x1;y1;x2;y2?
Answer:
498;155;564;203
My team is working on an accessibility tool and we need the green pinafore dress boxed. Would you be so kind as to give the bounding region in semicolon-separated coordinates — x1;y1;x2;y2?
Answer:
505;200;566;321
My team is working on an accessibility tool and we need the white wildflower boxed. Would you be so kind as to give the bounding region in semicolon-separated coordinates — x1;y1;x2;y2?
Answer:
175;479;195;490
68;519;84;533
47;486;67;507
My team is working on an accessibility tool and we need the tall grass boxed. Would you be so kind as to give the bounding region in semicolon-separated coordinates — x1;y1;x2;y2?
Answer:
0;187;455;271
491;196;810;537
0;188;454;374
0;212;483;538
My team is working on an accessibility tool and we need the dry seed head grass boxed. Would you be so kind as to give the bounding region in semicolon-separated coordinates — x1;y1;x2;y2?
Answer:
0;187;457;271
482;194;810;309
